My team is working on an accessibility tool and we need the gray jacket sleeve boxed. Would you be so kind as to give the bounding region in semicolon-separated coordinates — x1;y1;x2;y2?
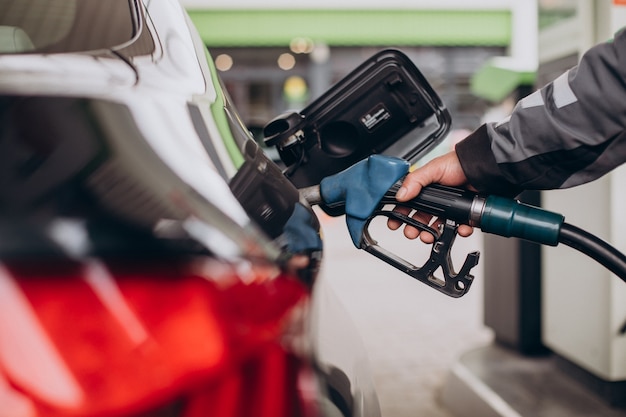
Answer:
456;28;626;197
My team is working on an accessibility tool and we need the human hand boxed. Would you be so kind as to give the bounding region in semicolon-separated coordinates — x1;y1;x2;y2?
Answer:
388;150;475;243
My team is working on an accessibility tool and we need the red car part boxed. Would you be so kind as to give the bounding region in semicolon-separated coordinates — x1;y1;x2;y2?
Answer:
0;258;318;417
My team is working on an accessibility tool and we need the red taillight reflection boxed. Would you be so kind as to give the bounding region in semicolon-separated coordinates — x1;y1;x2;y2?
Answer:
185;345;319;417
0;258;320;417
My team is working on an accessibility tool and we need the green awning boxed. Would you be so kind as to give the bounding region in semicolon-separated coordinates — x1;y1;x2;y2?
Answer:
186;9;511;47
470;61;536;102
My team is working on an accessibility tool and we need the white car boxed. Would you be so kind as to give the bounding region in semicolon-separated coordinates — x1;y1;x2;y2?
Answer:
0;1;381;416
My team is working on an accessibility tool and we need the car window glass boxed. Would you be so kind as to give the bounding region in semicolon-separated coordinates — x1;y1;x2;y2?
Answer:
0;0;137;54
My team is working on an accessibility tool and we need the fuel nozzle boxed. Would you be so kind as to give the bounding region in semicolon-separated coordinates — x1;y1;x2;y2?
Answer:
301;155;566;297
302;154;626;297
306;154;565;248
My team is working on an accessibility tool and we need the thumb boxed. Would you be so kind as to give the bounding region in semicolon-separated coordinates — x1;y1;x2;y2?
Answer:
396;174;425;202
395;158;444;202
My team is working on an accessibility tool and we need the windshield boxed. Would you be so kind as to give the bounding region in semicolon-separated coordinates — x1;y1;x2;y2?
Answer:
0;0;138;54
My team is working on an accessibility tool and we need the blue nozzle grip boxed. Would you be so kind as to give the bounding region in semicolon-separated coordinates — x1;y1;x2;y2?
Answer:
319;155;410;247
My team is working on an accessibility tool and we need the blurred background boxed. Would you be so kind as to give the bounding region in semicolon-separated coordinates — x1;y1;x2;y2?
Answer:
182;0;521;144
180;1;626;416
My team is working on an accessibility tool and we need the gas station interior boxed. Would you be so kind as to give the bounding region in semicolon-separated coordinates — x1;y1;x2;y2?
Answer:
193;1;621;416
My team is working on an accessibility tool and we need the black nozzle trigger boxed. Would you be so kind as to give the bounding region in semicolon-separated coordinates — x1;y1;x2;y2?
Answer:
361;209;479;298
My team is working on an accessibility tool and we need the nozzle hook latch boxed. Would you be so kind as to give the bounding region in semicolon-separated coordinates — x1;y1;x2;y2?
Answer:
360;209;479;298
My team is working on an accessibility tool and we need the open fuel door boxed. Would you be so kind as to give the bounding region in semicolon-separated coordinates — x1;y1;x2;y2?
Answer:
263;49;451;188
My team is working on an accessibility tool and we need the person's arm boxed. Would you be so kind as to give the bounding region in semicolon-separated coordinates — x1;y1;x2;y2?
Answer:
393;29;626;241
457;28;626;196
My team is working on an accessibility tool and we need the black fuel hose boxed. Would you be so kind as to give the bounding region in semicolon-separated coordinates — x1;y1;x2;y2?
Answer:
558;222;626;282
